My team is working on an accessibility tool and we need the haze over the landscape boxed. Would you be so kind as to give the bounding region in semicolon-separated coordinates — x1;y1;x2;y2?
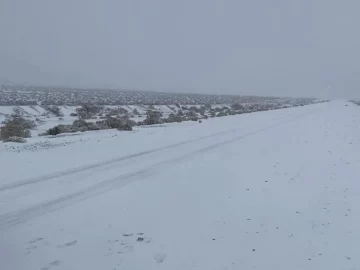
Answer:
2;2;360;270
1;0;359;98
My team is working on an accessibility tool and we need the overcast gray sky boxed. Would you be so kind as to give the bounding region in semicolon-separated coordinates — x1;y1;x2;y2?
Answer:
1;0;359;98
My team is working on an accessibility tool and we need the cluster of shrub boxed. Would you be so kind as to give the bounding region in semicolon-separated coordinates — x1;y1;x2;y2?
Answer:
40;101;316;137
42;109;179;136
0;100;319;142
43;117;135;136
43;105;64;117
0;104;202;142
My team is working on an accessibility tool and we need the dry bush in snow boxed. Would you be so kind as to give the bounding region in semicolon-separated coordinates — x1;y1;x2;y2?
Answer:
0;116;34;141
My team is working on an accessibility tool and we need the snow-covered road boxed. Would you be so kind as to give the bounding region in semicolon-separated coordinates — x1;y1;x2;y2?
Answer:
1;100;360;270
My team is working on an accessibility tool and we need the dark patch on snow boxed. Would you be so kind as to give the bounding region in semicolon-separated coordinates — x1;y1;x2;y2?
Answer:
137;237;144;242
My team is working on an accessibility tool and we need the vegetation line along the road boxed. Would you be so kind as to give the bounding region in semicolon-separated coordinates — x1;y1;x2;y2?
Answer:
0;86;329;143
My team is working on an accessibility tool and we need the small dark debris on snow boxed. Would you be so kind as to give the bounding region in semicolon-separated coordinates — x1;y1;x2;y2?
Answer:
50;260;61;266
64;240;77;247
137;237;144;242
346;257;351;260
29;237;43;244
265;181;268;183
123;233;133;237
212;238;216;241
252;249;256;252
137;232;144;235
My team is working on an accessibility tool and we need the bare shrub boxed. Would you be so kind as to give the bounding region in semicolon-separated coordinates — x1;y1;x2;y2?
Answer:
45;126;62;136
185;111;197;120
165;113;183;123
44;105;64;117
216;111;228;117
104;107;129;116
76;103;104;119
104;116;135;130
0;116;33;141
41;116;134;136
231;103;245;110
177;110;184;116
12;106;26;117
141;110;163;125
3;136;27;143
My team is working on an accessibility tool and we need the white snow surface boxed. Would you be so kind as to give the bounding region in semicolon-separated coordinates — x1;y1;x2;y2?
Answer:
1;100;360;270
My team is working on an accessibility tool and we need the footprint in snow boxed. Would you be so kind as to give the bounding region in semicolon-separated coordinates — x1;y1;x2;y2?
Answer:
57;240;77;248
154;253;166;263
50;260;61;266
41;260;61;270
29;237;43;244
26;245;38;251
26;238;46;254
137;236;152;243
64;240;77;247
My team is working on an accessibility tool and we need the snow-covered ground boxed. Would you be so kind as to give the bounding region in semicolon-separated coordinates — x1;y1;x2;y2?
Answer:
1;100;360;270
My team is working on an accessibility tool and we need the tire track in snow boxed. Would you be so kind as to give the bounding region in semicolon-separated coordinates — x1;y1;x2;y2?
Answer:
0;108;320;192
0;128;244;192
0;109;321;231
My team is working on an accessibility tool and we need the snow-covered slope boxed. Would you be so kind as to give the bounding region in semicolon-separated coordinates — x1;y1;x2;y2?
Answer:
0;105;170;136
0;104;214;137
1;100;360;270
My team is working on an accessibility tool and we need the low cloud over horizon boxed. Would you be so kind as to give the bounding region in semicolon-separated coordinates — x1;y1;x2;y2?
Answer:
1;0;359;99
